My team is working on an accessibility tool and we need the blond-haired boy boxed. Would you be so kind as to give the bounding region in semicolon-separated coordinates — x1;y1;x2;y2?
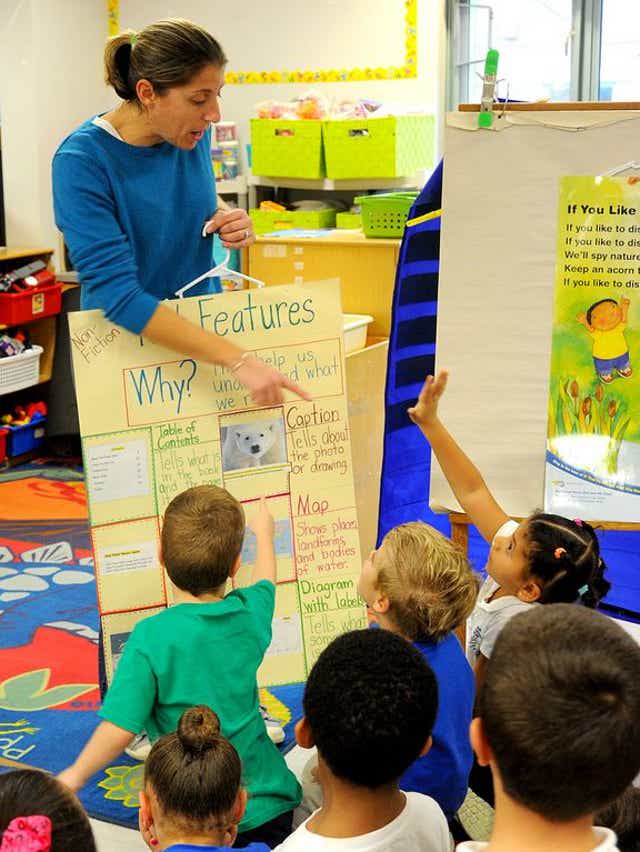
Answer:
359;521;478;819
297;521;478;825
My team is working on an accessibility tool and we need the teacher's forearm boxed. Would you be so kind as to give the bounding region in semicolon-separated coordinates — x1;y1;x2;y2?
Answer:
142;303;244;368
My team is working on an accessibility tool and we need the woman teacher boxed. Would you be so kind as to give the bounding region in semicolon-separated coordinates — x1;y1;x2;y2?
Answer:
53;17;308;406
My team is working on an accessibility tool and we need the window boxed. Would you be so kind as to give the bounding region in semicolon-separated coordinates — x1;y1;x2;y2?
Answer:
599;1;640;100
451;0;574;104
448;0;640;108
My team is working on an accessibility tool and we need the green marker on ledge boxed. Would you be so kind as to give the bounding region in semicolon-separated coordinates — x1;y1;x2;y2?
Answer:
478;49;499;129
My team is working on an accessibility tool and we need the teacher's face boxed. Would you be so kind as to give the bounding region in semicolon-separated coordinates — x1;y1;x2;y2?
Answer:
145;63;224;149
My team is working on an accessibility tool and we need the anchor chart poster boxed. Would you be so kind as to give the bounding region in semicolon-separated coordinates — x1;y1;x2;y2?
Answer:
545;175;640;521
70;282;366;686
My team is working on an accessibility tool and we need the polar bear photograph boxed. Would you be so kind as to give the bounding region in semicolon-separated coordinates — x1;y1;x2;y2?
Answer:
221;417;287;472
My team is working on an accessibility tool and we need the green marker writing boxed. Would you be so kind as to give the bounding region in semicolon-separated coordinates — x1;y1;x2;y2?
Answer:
478;49;499;129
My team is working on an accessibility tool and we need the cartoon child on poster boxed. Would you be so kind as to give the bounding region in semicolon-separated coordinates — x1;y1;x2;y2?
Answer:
576;297;632;383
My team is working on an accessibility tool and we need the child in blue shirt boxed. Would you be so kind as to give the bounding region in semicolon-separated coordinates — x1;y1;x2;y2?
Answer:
297;520;477;825
359;521;478;819
139;704;270;852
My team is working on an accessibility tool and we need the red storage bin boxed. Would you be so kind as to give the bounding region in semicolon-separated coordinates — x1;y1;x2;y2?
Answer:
0;427;8;461
0;278;62;325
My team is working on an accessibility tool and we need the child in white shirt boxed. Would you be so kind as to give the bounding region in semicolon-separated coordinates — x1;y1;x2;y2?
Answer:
275;628;452;852
456;604;640;852
409;371;611;688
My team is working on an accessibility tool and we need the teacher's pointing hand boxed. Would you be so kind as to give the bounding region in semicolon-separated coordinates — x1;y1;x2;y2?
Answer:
232;353;312;406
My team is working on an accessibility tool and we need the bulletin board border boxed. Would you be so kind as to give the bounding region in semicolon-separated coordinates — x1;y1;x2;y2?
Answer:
107;0;418;83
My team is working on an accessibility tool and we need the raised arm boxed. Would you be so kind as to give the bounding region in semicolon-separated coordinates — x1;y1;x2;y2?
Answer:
621;297;630;323
408;372;509;543
249;497;276;586
143;306;310;406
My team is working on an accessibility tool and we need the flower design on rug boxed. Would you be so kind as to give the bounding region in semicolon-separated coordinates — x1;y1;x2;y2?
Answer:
98;765;144;808
259;687;291;726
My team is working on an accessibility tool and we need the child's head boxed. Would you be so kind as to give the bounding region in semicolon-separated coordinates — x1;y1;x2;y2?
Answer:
587;298;622;330
0;769;96;852
297;628;438;788
161;484;245;595
487;513;610;606
597;786;640;852
474;604;640;821
141;705;245;847
358;521;478;641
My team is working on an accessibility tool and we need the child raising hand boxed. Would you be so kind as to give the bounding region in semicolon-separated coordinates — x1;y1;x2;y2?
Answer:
409;371;611;687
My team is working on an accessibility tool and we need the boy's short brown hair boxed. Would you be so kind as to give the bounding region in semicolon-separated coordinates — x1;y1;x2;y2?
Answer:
376;521;478;641
481;605;640;821
161;485;245;596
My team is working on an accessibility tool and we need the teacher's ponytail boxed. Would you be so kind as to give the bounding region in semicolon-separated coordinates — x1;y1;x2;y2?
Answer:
104;30;137;101
103;19;227;104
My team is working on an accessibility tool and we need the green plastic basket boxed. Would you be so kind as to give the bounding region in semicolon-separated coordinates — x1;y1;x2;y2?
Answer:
323;115;434;179
250;118;325;179
249;208;336;235
336;212;362;229
355;192;419;238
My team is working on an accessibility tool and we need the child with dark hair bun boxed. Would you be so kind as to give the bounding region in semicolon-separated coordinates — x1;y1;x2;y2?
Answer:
139;704;270;851
0;769;97;852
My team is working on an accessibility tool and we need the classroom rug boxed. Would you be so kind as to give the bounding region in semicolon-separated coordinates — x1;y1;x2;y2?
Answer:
0;459;304;829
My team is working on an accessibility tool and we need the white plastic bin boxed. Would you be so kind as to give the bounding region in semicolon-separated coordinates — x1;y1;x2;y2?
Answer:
343;314;374;354
0;345;43;395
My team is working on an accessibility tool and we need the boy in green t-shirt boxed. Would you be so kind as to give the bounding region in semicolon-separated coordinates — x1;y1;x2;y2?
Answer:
58;485;301;847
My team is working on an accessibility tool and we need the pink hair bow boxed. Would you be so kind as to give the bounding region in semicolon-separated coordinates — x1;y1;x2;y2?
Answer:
0;816;52;851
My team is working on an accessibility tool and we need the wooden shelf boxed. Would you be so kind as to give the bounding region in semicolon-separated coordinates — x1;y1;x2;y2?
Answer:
216;176;248;195
248;173;425;191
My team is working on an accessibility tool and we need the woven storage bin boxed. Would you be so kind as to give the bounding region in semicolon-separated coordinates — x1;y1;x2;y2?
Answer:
323;115;434;179
355;193;419;238
250;119;325;178
249;208;336;235
336;212;362;229
0;345;43;395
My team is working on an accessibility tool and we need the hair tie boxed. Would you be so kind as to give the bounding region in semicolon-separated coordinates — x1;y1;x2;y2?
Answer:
578;584;589;597
130;33;137;47
0;816;52;851
573;518;583;527
554;547;567;560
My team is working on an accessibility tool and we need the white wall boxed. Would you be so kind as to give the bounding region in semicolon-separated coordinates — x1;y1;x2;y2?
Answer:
0;0;446;257
0;0;109;252
120;0;447;169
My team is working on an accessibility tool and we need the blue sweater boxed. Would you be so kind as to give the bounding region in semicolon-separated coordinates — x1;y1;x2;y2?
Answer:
52;118;220;334
400;632;475;819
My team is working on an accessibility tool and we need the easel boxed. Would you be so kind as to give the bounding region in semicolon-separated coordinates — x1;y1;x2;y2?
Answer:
459;100;640;112
444;101;640;625
449;512;640;556
433;101;640;521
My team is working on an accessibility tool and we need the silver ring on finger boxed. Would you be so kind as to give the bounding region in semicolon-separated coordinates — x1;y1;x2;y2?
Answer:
244;229;250;240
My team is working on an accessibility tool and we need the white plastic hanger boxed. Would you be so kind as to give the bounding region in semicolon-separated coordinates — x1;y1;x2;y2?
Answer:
603;161;640;177
175;248;265;299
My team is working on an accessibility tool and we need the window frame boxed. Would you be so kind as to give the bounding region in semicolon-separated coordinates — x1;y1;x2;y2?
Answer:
446;0;605;110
